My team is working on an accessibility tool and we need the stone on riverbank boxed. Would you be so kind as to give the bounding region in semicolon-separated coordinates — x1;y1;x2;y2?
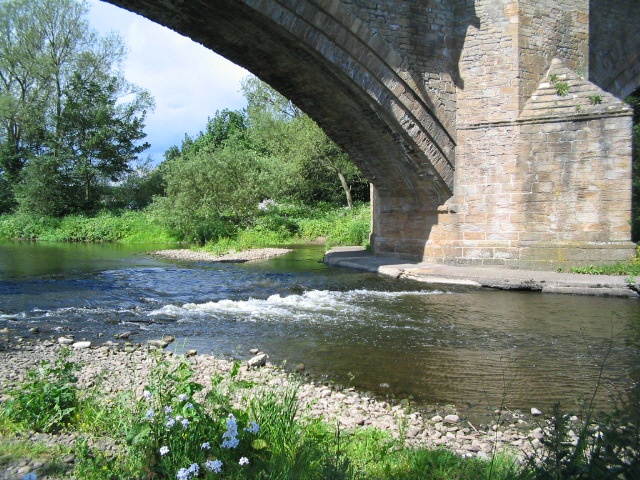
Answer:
150;248;292;263
0;337;546;478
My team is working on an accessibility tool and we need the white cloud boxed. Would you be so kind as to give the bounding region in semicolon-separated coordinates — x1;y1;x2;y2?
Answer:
88;0;249;163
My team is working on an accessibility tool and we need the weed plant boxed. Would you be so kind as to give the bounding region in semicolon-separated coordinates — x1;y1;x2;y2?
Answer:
2;349;526;479
0;210;177;243
1;348;80;433
203;201;371;255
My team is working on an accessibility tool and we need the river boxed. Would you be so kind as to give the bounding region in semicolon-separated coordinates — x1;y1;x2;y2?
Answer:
1;240;639;422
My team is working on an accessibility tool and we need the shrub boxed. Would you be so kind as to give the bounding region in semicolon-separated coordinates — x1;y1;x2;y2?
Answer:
2;348;80;433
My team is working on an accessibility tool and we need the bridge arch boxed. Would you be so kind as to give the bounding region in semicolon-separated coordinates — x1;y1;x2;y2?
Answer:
105;0;638;269
106;0;456;213
589;0;640;100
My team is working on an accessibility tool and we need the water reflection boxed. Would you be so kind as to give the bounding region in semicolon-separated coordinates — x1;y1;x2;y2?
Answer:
1;241;639;422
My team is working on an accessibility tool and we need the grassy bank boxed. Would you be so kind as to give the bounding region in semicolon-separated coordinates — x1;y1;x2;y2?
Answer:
0;210;178;244
3;348;639;479
0;349;519;480
202;202;370;255
0;202;371;252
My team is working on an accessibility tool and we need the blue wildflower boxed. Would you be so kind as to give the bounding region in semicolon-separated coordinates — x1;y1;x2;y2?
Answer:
204;459;223;473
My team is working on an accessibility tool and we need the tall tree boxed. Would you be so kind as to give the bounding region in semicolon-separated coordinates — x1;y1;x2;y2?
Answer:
241;75;367;207
54;72;150;212
0;0;152;214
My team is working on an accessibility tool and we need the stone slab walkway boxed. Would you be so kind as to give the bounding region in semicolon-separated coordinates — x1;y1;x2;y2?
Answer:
323;247;639;298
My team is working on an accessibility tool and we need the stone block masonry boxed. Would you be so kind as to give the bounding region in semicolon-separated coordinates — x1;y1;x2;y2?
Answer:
109;0;639;270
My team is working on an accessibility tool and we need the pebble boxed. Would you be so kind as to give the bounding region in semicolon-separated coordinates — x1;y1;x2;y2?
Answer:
0;338;547;478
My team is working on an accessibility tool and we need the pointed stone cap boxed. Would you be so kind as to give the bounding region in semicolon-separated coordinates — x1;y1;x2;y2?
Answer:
520;58;632;120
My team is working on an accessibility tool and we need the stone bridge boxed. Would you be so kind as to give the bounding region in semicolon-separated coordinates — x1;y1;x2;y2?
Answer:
107;0;640;270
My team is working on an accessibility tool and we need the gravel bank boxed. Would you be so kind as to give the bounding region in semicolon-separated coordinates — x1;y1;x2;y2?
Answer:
150;248;293;263
0;337;550;478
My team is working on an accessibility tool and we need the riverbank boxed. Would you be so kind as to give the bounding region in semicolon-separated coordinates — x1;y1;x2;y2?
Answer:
323;247;640;297
0;337;547;478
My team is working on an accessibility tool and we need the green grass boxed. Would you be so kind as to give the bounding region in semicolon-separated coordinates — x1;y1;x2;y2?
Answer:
1;350;525;480
203;202;371;255
4;349;639;479
0;210;178;243
0;203;369;252
569;261;640;276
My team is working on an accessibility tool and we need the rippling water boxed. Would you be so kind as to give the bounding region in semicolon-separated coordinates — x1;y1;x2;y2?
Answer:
1;240;639;421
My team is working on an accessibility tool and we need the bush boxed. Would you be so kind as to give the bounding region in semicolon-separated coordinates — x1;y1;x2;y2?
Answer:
1;349;80;433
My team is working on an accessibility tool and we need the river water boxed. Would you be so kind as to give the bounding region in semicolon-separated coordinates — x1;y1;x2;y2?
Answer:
1;241;639;421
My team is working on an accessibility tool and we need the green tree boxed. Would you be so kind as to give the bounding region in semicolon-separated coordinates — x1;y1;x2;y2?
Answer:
54;72;150;212
241;75;367;207
150;145;264;244
105;157;165;211
0;0;151;214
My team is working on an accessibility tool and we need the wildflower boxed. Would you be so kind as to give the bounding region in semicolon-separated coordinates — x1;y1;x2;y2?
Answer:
186;402;194;409
164;405;173;414
239;457;249;466
181;418;190;428
201;442;211;450
221;437;239;449
142;390;152;400
188;463;199;475
245;421;260;434
166;417;176;428
22;474;37;480
178;393;188;402
159;446;169;456
176;468;189;480
204;459;223;473
145;408;154;420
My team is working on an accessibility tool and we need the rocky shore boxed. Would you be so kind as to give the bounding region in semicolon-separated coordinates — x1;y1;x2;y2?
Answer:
150;247;293;263
0;336;555;479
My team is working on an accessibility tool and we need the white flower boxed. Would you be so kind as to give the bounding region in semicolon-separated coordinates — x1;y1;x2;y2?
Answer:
145;409;154;420
239;456;249;466
201;442;211;450
178;393;188;402
164;405;173;414
181;418;190;428
204;459;223;473
142;390;152;400
188;463;199;475
166;417;176;428
159;446;169;456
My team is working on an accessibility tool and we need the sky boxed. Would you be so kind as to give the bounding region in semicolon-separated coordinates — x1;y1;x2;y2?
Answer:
87;0;249;163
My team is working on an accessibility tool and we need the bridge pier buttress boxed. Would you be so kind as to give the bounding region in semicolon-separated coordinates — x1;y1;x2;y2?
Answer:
372;0;637;269
108;0;639;270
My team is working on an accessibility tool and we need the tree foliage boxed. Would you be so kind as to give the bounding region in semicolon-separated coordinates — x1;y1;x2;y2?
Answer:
150;145;264;244
151;76;368;244
240;75;367;207
0;0;152;215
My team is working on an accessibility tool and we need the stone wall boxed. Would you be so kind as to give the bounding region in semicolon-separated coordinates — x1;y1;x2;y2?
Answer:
519;0;589;109
589;0;640;99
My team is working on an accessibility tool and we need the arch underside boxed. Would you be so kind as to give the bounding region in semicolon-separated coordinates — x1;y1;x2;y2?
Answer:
106;0;455;213
589;0;640;100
